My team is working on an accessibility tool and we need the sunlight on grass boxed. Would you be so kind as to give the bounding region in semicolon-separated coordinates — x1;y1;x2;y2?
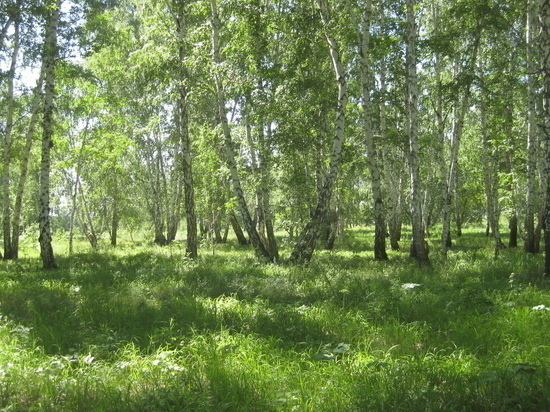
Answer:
0;227;548;410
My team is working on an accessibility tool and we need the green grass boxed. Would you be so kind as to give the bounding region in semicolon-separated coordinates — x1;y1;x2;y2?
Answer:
0;227;549;410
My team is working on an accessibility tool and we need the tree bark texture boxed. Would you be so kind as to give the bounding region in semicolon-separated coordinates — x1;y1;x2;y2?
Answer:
2;20;19;260
539;0;550;275
210;0;271;261
291;0;348;263
38;0;61;269
12;70;44;259
380;61;402;251
480;93;505;253
406;0;430;266
525;0;538;253
360;0;388;261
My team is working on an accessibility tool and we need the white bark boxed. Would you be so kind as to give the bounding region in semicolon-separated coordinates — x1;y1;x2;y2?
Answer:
2;21;20;259
291;0;348;263
539;0;550;274
525;0;538;253
38;0;61;269
12;70;45;259
406;0;429;266
210;0;270;260
360;0;387;260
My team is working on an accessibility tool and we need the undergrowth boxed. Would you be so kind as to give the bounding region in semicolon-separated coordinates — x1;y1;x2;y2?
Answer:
0;227;548;411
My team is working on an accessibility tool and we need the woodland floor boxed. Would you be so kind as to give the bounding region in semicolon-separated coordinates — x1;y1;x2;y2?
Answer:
0;226;549;411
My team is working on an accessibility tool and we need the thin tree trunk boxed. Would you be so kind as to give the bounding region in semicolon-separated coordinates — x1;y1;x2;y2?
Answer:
77;181;99;249
110;174;119;247
480;92;505;254
291;0;348;263
260;125;279;259
246;1;279;260
380;61;402;251
406;0;429;266
360;0;387;260
38;0;61;270
69;134;87;254
432;3;449;254
210;0;270;260
2;21;20;260
539;0;550;275
525;0;538;253
12;70;45;259
505;49;520;249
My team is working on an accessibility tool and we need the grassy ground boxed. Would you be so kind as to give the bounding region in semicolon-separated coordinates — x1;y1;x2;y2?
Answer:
0;227;549;411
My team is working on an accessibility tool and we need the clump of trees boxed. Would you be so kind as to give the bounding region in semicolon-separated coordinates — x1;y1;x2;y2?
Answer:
0;0;548;270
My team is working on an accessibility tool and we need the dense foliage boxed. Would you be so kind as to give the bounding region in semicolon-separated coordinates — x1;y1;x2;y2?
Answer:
0;0;548;265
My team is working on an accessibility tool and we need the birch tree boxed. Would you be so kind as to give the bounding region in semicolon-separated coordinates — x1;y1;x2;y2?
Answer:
406;0;429;266
525;0;539;253
290;0;348;263
170;0;198;258
2;15;20;260
539;0;550;275
360;0;387;260
38;0;61;269
210;0;271;261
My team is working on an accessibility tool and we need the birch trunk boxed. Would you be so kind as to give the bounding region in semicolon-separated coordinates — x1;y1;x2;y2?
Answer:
291;0;347;263
69;134;87;254
525;0;538;253
360;0;387;260
38;0;61;269
441;86;469;256
247;0;279;260
380;62;402;251
2;21;20;260
260;125;279;259
12;71;44;259
210;0;270;260
229;210;248;245
406;0;429;266
480;93;505;254
110;174;119;247
432;2;449;253
539;0;550;275
178;79;198;257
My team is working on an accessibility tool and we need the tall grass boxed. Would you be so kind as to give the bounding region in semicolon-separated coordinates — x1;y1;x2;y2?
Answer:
0;227;548;410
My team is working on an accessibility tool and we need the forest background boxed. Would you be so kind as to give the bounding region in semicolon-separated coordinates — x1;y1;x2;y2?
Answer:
1;0;550;410
0;0;548;267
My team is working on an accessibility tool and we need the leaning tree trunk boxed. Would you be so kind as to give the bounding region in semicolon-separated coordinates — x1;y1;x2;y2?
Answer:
248;1;279;261
210;0;270;260
2;20;20;260
406;0;429;266
360;0;388;261
539;0;550;276
12;69;44;259
38;0;61;270
525;0;538;253
290;0;348;264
